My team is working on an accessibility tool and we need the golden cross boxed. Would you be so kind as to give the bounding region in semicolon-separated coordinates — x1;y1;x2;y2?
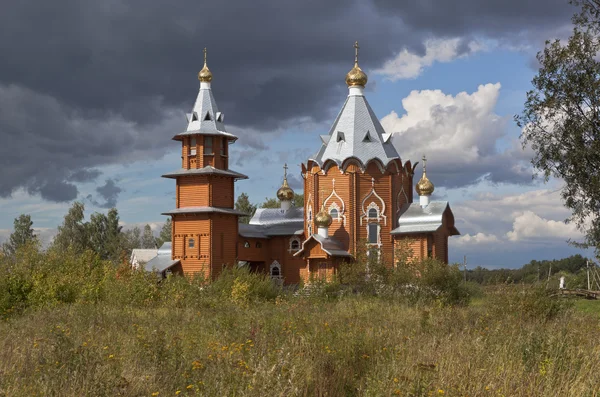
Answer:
354;41;359;65
283;163;288;179
203;47;207;65
422;154;427;173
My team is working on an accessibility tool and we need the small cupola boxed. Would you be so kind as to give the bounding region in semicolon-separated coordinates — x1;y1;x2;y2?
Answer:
315;198;333;238
416;154;435;207
276;163;295;210
345;41;368;95
198;47;213;84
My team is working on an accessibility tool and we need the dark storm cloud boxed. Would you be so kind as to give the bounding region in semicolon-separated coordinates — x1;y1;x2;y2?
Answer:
87;179;123;208
0;0;576;202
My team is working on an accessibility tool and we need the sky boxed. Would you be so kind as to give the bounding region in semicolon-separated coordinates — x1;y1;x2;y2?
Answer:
0;0;592;268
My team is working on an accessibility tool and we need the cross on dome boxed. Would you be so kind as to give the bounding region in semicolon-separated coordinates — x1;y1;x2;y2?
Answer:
198;47;213;82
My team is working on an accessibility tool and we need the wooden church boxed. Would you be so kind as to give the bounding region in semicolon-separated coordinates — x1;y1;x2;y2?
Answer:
152;44;460;283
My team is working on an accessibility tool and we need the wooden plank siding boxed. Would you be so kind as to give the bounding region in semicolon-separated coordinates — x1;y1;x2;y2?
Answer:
176;176;234;208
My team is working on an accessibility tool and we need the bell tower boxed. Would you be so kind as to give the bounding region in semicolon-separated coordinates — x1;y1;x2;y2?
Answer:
162;48;248;279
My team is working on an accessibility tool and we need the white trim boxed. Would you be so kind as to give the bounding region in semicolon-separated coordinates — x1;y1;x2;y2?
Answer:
289;236;302;253
360;179;387;226
323;179;346;226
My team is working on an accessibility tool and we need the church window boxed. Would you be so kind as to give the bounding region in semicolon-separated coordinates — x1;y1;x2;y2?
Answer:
290;239;300;251
363;131;372;142
368;223;378;244
337;131;345;142
368;208;378;219
256;241;262;249
191;112;198;121
271;266;280;277
190;137;197;155
330;208;338;219
244;241;250;248
189;238;195;248
216;112;224;122
204;111;211;121
204;136;213;154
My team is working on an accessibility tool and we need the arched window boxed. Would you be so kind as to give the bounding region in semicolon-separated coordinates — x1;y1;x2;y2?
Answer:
243;241;250;248
330;208;338;219
368;208;378;219
271;266;280;277
255;241;262;249
291;239;300;251
188;238;195;248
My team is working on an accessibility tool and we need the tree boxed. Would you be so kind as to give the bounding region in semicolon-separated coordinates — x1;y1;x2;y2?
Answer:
88;208;123;261
125;226;142;249
141;224;156;249
294;192;304;207
156;218;172;247
52;202;89;253
261;197;279;209
235;193;257;224
516;0;600;254
2;214;38;256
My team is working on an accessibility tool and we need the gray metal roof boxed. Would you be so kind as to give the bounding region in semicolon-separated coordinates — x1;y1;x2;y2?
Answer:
310;93;400;168
173;85;238;142
130;249;158;264
144;255;180;273
162;166;248;180
162;207;248;216
238;221;303;238
239;224;269;239
391;201;460;235
249;207;304;225
295;234;352;257
157;242;172;256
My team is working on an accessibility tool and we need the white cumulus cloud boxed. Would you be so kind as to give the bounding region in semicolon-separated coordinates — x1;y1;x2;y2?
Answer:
381;83;532;188
506;210;581;242
374;38;486;80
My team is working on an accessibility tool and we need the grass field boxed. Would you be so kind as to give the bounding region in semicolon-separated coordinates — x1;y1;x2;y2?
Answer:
1;285;600;397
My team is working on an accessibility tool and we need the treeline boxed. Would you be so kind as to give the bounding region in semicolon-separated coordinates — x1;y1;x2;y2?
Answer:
468;254;593;288
1;202;172;263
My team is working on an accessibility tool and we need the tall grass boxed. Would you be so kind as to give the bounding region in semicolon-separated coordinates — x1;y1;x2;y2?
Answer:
1;246;598;396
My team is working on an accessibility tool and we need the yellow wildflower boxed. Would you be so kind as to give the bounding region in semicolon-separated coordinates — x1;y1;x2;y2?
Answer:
438;389;445;395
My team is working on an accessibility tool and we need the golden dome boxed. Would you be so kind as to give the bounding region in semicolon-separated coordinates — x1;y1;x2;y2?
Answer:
198;47;213;82
345;41;368;87
315;207;333;228
277;164;295;201
415;155;435;196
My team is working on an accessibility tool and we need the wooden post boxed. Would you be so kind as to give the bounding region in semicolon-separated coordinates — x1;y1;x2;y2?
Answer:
587;260;591;291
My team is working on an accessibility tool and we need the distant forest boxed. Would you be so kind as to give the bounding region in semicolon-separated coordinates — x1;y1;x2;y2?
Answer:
468;254;598;289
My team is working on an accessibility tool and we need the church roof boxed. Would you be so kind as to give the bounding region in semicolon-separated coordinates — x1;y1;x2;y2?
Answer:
162;207;248;216
162;166;248;180
391;201;460;235
294;234;352;257
239;207;305;238
249;207;304;225
238;222;303;238
173;80;238;141
310;93;400;168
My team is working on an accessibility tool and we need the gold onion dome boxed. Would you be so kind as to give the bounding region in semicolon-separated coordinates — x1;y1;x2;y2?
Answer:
315;207;333;228
415;155;435;196
198;47;213;82
277;164;295;201
345;41;368;87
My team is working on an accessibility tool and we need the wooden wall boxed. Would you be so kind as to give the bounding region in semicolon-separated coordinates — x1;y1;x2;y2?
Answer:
176;175;234;208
